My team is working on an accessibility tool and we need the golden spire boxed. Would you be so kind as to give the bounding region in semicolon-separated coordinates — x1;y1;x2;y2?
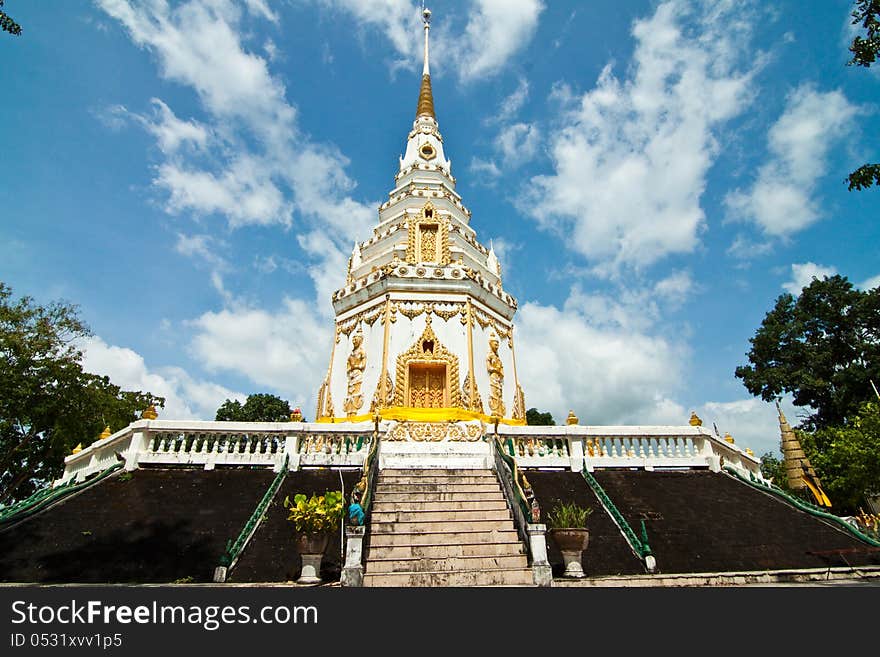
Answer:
141;405;158;420
99;426;112;440
689;411;702;426
776;400;831;507
415;7;435;119
566;410;579;425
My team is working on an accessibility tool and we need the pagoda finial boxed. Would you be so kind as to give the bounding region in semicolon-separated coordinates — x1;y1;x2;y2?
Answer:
416;6;435;119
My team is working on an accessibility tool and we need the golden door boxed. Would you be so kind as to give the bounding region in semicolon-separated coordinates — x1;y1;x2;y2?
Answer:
408;363;447;408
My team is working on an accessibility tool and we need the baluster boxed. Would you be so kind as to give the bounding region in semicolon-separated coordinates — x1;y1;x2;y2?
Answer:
636;438;645;458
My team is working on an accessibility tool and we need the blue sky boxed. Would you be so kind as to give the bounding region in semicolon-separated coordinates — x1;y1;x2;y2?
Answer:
1;0;877;457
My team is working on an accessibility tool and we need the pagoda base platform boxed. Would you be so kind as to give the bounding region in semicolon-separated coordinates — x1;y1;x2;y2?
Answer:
379;439;491;470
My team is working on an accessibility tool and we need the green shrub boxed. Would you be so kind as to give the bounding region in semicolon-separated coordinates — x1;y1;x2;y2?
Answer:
283;491;344;534
546;500;593;528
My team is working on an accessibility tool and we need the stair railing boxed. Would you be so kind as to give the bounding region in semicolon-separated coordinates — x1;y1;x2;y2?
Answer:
341;418;382;586
214;454;290;582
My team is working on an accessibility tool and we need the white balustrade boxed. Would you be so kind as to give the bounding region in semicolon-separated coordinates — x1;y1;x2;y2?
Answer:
495;425;764;480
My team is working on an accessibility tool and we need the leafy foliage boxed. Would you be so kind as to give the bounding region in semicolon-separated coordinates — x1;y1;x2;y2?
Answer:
526;407;555;426
545;500;593;529
0;283;163;503
735;275;880;430
283;491;344;534
849;0;880;67
215;393;293;422
759;452;789;490
847;1;879;189
799;402;880;514
0;0;21;36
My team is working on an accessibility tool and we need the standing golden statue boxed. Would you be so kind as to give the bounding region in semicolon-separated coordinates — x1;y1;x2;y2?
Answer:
486;333;505;417
343;328;367;416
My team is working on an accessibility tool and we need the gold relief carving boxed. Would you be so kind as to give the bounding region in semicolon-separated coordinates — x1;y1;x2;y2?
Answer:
370;370;394;412
406;202;451;265
434;268;444;277
512;384;525;421
486;333;505;417
343;329;367;417
363;307;383;326
316;380;326;421
387;421;483;442
323;387;335;419
461;371;484;413
399;303;425;320
393;316;462;408
433;304;462;322
473;313;491;330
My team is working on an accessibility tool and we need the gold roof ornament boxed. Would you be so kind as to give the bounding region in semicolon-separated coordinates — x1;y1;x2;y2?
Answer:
745;448;754;456
141;405;158;420
71;443;83;455
415;7;435;119
723;432;735;444
99;426;111;440
566;410;579;425
290;407;304;422
776;400;832;507
689;411;702;426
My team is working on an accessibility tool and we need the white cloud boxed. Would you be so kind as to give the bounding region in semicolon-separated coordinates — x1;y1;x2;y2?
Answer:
516;296;687;426
450;0;545;81
302;1;543;82
188;298;332;411
469;157;502;180
860;273;880;290
80;336;245;420
725;85;858;236
524;0;758;274
497;78;530;122
98;0;374;245
697;397;803;458
141;98;209;154
782;262;838;295
495;122;540;163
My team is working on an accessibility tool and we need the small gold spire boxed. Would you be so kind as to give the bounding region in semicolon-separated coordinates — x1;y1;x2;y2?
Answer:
416;74;435;119
99;426;111;440
141;405;158;420
689;411;702;426
290;407;304;422
723;432;735;444
72;443;83;455
566;410;579;425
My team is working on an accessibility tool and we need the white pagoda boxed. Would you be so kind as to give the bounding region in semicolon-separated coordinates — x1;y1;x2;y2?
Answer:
315;9;525;429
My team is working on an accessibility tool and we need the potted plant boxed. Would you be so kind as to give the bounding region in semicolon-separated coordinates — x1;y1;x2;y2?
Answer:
283;490;344;584
546;500;593;578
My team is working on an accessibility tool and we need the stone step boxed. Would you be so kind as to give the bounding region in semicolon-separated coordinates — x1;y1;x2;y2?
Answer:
371;508;512;523
378;474;498;485
380;469;494;476
372;499;509;512
368;529;520;547
370;519;512;534
376;482;502;493
365;554;528;574
372;491;506;503
368;542;525;560
363;568;535;587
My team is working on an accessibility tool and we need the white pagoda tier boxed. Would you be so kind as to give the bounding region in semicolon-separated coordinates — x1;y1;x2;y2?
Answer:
315;11;525;425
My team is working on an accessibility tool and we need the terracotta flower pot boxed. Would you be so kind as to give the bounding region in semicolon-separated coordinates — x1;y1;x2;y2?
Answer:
295;533;330;584
549;528;589;578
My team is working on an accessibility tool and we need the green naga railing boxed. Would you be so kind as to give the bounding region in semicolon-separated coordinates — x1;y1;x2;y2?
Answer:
348;430;380;531
219;455;290;572
581;467;655;567
499;437;537;521
0;462;124;528
723;466;880;548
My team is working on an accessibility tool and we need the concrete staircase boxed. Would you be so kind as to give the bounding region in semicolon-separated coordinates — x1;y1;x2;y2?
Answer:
363;468;534;586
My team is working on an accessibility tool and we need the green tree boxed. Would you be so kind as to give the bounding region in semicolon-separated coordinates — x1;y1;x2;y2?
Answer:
0;283;163;504
798;402;880;514
759;452;789;490
735;275;880;430
215;393;293;422
526;408;555;426
0;1;21;36
847;0;880;190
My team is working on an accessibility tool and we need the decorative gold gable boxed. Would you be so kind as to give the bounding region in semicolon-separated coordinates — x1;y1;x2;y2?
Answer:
406;202;450;265
393;315;461;408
